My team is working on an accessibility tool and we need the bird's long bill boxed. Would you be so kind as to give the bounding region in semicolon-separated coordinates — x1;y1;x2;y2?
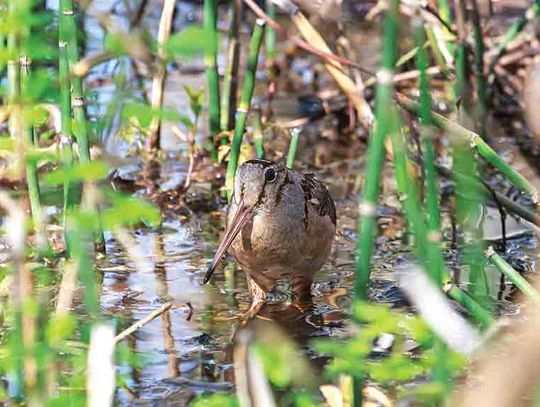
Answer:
203;199;254;284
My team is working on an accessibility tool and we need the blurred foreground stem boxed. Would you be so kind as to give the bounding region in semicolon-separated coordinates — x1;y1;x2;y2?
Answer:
61;0;105;250
59;2;74;223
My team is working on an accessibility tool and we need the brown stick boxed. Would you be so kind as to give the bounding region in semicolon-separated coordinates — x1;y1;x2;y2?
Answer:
113;302;173;344
290;10;374;128
243;0;373;76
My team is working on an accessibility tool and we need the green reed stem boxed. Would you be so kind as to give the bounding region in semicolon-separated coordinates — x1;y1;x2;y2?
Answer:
412;15;452;391
436;165;540;226
446;286;493;327
204;0;220;161
486;247;540;304
453;0;490;299
437;0;452;27
470;0;487;134
413;15;441;233
225;19;265;200
61;0;90;162
286;128;300;169
398;96;539;205
392;110;493;327
391;115;444;280
59;27;74;223
265;1;276;62
355;0;400;301
21;57;46;245
67;219;100;323
61;0;104;250
6;1;24;399
220;0;241;133
252;106;264;158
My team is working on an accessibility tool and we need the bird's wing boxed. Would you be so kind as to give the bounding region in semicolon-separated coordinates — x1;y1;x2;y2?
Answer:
301;173;336;225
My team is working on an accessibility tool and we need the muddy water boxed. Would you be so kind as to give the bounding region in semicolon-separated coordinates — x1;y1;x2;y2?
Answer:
1;1;539;405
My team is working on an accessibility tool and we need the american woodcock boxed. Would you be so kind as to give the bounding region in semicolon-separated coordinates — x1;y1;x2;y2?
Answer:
204;159;336;317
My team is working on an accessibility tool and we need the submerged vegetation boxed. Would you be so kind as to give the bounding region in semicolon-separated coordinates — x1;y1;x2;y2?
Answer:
1;0;540;405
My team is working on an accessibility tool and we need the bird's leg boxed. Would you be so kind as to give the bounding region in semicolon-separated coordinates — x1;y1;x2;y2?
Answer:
291;279;314;313
244;276;267;321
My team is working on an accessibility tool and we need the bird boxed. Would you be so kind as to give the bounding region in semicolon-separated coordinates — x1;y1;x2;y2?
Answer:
203;159;336;318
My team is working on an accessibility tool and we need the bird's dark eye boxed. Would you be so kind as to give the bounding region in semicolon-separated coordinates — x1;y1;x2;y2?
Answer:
264;167;277;182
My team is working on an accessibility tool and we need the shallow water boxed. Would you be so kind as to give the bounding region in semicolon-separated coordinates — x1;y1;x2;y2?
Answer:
1;1;540;405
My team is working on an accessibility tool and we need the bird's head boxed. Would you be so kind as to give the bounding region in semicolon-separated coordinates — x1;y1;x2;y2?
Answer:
203;159;287;284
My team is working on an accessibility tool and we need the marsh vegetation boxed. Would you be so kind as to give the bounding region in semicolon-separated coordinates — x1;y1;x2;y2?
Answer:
1;0;540;406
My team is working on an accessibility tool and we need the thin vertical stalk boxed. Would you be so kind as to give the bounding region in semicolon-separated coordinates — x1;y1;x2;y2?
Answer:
67;218;99;323
354;3;400;405
413;14;452;391
470;0;487;134
263;0;277;122
204;0;220;160
355;0;400;301
391;113;446;284
60;0;90;161
6;2;31;398
225;19;265;200
7;8;20;139
413;15;441;248
220;0;241;132
286;128;300;169
61;0;105;250
147;0;176;150
265;0;276;63
453;0;489;300
59;36;74;220
390;115;493;328
21;56;47;250
252;106;264;159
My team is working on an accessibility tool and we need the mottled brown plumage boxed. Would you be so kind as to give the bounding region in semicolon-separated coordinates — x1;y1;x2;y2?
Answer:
204;159;336;317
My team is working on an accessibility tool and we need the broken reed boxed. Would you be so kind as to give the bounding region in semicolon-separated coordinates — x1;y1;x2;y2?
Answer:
225;19;266;200
398;95;539;205
204;0;220;161
220;0;241;132
486;247;540;304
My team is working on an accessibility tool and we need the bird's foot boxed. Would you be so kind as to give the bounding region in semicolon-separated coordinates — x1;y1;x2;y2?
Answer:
291;297;314;314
